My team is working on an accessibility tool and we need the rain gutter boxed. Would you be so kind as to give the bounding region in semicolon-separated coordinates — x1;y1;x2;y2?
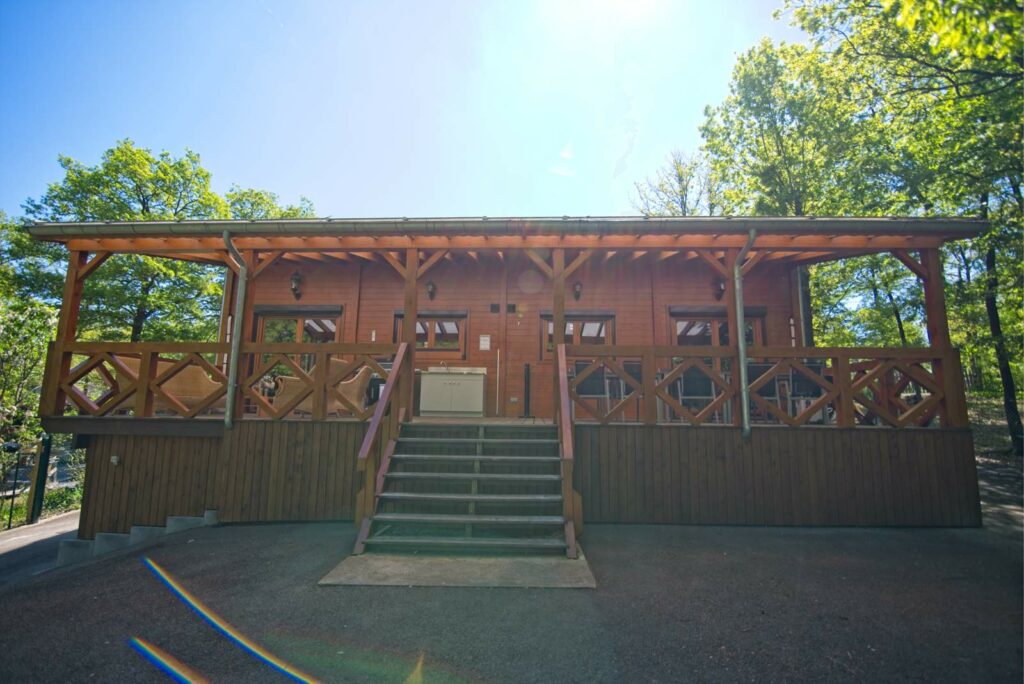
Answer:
734;228;757;438
222;231;247;430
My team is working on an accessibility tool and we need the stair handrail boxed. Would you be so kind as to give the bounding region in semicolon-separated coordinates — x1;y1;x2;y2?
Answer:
556;344;578;556
556;343;574;463
357;342;409;464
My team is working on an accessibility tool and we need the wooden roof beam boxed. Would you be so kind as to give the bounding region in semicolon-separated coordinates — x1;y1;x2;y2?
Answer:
65;233;950;254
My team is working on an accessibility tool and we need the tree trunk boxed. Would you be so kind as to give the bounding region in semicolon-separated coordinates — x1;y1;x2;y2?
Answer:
130;306;149;343
884;290;909;347
984;246;1023;455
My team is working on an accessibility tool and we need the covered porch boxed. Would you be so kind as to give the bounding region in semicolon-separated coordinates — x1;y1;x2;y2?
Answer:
28;216;984;538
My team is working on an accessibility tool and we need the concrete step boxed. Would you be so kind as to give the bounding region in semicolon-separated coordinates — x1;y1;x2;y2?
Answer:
92;532;130;555
165;515;206;534
129;526;166;545
56;539;94;567
364;535;566;551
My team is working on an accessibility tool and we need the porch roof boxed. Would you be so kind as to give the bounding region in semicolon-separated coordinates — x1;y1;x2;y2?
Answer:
29;215;984;241
28;216;984;268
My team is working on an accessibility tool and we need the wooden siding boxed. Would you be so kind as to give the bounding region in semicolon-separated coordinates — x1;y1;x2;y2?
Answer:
79;420;367;538
253;254;797;420
573;425;982;527
77;421;980;538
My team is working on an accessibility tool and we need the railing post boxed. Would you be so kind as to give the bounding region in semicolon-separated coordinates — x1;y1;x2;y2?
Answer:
943;350;970;428
641;351;658;425
834;355;854;427
133;350;155;417
312;351;328;421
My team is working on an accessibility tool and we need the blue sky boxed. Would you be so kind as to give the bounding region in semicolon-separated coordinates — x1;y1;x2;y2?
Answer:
0;0;804;220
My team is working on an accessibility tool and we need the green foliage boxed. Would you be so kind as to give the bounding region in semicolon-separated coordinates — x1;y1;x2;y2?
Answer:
885;0;1022;62
0;140;318;442
0;297;57;444
5;140;318;343
226;185;316;220
633;151;723;216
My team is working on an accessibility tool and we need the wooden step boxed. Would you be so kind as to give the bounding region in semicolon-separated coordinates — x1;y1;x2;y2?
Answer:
364;536;567;550
373;513;564;525
379;492;562;503
397;437;560;445
391;454;561;463
386;472;560;482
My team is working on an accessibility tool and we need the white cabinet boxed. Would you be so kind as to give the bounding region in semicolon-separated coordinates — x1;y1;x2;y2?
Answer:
419;369;486;416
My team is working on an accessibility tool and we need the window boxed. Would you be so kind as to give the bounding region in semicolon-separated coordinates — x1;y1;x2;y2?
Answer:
671;316;762;347
541;314;614;358
254;307;343;372
394;312;467;358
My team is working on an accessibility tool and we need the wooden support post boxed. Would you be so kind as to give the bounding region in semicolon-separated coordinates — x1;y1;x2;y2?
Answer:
920;248;962;426
499;256;509;417
42;251;88;417
403;248;418;417
920;248;951;349
552;249;566;421
721;250;743;427
233;250;258;422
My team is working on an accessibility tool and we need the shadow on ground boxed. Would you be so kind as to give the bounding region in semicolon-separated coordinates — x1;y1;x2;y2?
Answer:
0;510;1019;683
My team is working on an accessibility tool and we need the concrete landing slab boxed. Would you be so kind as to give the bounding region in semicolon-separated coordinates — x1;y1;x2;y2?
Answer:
319;550;596;588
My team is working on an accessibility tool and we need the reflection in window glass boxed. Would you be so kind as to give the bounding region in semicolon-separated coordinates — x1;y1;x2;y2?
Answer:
433;320;461;349
302;318;335;343
264;318;298;344
414;321;429;348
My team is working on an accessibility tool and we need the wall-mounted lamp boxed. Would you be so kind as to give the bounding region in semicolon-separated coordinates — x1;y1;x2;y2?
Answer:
712;277;726;301
425;280;437;300
572;281;583;301
290;272;303;300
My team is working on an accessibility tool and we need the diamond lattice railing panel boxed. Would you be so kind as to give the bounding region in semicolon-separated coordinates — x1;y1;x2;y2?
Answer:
60;353;138;416
149;353;229;418
655;358;734;426
243;353;314;419
569;357;643;424
325;355;384;420
849;360;944;427
747;358;839;427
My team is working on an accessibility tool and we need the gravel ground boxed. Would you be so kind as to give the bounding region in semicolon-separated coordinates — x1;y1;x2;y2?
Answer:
0;509;1019;683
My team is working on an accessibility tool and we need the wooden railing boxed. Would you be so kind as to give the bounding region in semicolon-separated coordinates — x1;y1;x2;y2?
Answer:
556;344;580;556
562;344;969;429
41;340;405;422
354;343;410;535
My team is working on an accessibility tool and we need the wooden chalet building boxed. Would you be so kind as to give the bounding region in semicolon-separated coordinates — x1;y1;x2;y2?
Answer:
31;217;984;556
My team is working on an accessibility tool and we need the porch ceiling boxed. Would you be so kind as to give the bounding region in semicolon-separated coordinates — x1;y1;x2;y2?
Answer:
27;216;984;266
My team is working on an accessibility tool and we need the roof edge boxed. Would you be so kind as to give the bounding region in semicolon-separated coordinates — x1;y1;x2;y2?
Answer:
26;215;987;241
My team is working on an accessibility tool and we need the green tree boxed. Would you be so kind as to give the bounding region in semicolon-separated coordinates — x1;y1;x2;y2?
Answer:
633;150;723;216
226;185;315;220
0;297;56;444
786;0;1022;452
16;140;227;341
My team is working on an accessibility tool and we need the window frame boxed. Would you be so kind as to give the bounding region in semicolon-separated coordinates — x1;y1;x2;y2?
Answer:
540;312;615;359
393;311;468;360
669;313;764;347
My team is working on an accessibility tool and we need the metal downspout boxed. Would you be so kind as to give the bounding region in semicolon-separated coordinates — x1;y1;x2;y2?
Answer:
734;228;757;437
223;232;248;430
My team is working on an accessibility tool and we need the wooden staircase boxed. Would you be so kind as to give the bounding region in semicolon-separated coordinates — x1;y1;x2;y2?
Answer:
355;423;577;557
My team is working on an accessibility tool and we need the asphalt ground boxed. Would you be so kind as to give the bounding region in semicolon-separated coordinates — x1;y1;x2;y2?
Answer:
0;458;1018;683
